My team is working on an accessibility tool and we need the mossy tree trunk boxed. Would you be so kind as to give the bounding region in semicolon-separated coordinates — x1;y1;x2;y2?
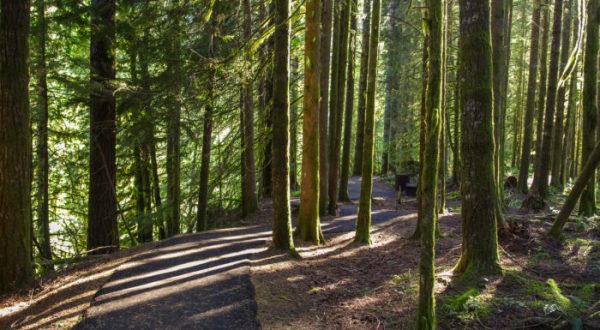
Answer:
272;0;295;252
297;0;324;244
354;0;381;245
328;0;351;215
319;0;333;215
0;0;33;293
551;0;573;189
339;0;358;202
353;0;371;177
455;0;502;278
517;0;543;193
578;0;598;216
550;141;600;238
88;0;119;252
416;0;443;327
532;4;550;192
241;0;258;217
531;0;564;198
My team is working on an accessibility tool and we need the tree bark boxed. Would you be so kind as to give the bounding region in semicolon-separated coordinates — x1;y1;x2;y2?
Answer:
0;0;33;293
517;1;543;193
354;0;381;245
88;0;119;252
297;0;324;244
241;0;258;217
271;0;295;252
455;0;502;278
353;0;371;177
417;0;443;327
578;0;598;216
319;0;333;214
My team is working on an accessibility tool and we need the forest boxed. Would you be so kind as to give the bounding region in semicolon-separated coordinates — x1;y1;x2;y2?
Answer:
0;0;599;329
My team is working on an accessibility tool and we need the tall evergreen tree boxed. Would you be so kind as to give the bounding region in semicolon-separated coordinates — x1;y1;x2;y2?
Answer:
271;0;295;251
455;0;502;278
353;0;371;176
517;0;543;193
355;0;381;245
578;0;598;216
319;0;333;214
88;0;119;252
532;0;564;198
416;0;443;327
0;0;33;293
297;0;324;244
34;0;53;271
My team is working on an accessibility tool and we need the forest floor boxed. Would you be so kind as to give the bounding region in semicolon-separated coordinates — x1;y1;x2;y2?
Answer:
0;177;598;329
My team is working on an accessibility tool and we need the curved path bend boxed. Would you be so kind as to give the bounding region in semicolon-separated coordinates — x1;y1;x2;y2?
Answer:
75;177;402;329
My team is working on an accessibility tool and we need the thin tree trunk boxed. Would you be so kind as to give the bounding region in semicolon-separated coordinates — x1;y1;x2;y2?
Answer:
197;15;217;232
319;0;333;214
517;1;543;193
416;0;443;327
34;0;53;271
354;0;381;245
272;0;295;252
353;0;371;176
339;0;358;202
241;0;258;216
531;0;564;198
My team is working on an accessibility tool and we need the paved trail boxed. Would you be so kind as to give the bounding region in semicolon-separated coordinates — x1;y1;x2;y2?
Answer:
76;177;400;330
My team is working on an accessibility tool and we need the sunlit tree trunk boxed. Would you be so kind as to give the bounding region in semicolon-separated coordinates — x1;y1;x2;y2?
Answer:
0;0;33;293
319;0;333;215
297;0;324;244
455;0;502;278
416;0;443;327
355;0;381;245
272;0;295;252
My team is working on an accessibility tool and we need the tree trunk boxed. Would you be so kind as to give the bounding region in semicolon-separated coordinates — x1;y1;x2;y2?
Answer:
578;0;598;216
88;0;119;253
34;0;53;271
0;0;33;293
197;16;217;232
166;3;182;237
532;4;550;192
319;0;333;214
241;0;258;217
517;1;543;193
272;0;295;252
353;0;371;177
354;0;381;245
339;0;358;202
261;2;274;199
551;0;573;188
416;0;443;327
550;141;600;238
328;0;351;215
455;0;502;278
297;0;324;244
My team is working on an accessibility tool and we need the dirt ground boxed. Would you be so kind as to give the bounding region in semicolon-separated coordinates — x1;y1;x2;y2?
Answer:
251;193;600;330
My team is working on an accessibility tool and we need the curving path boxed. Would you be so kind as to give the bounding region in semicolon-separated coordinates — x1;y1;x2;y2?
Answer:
75;177;401;330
